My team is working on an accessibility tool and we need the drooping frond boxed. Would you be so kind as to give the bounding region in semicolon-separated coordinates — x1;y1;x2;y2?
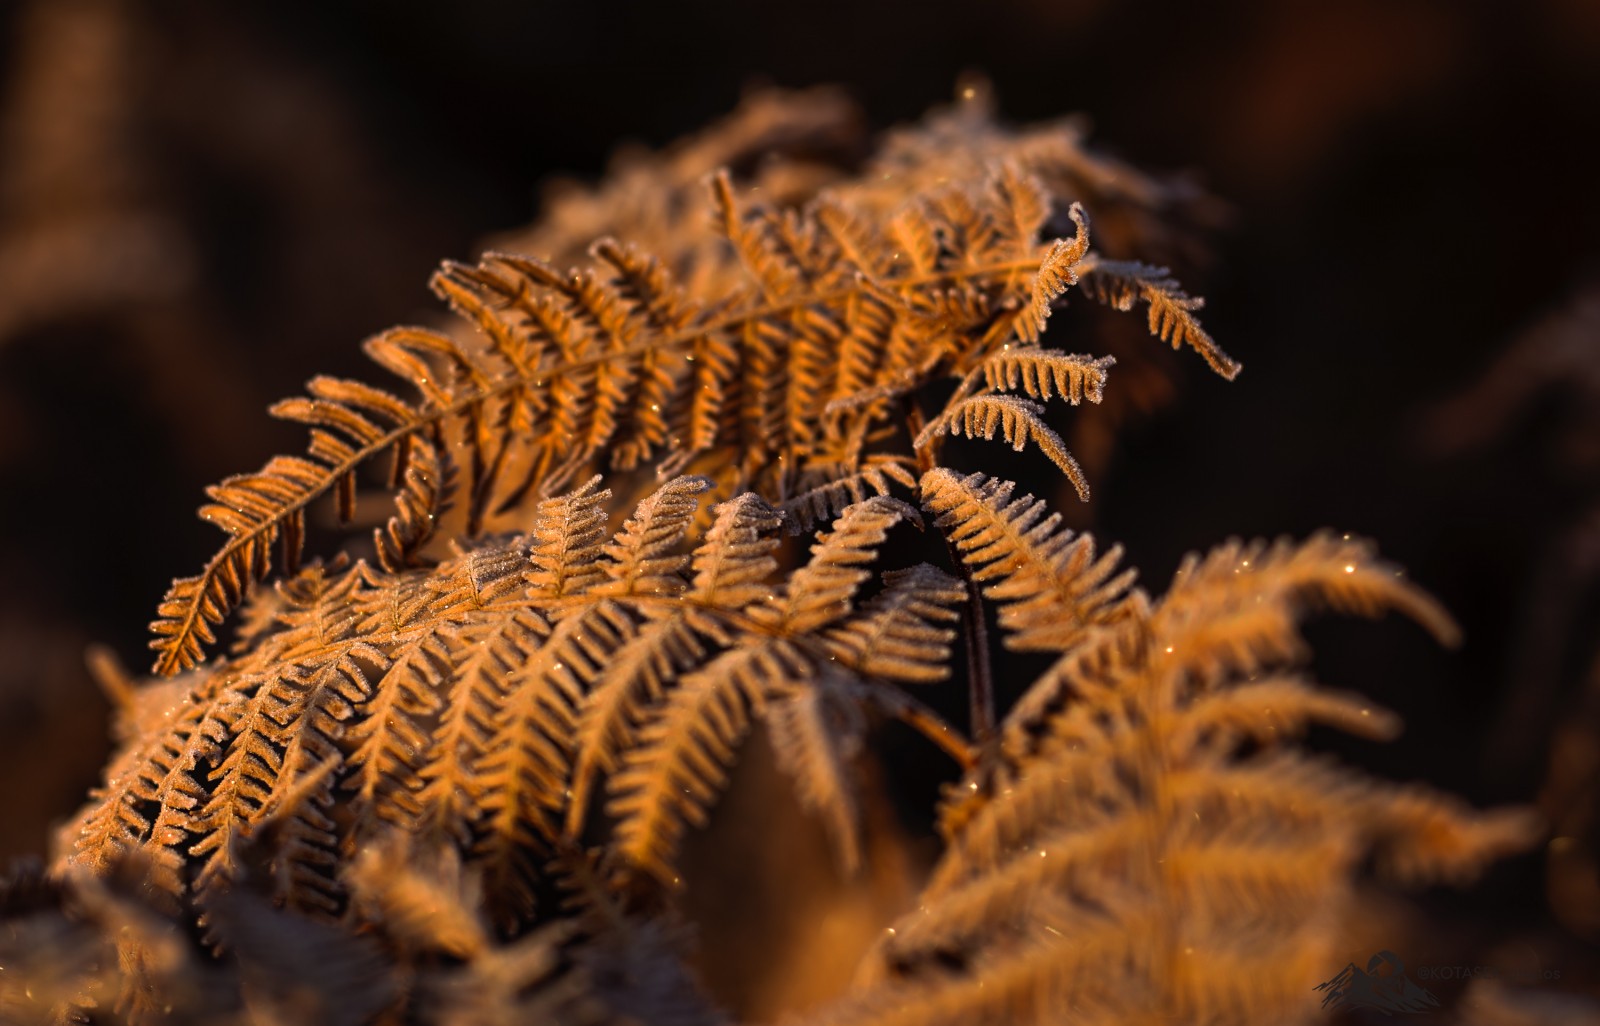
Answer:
1170;673;1403;750
778;458;917;535
833;536;1537;1026
1077;255;1241;379
149;456;333;675
919;468;1142;651
753;495;921;634
765;686;869;874
1153;532;1461;661
608;644;794;885
915;395;1089;498
822;564;965;684
566;617;707;836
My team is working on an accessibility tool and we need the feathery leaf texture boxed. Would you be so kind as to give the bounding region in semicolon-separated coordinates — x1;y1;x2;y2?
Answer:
826;530;1536;1026
40;87;1543;1026
71;480;968;915
920;468;1142;651
1077;255;1241;379
149;139;1229;675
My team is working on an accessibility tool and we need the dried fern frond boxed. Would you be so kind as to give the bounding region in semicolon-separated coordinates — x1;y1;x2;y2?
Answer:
75;480;971;918
765;687;871;874
148;165;1099;674
777;457;918;535
980;349;1114;404
150;105;1235;676
1077;255;1241;379
607;642;792;886
42;86;1553;1026
919;468;1142;652
827;526;1538;1026
916;394;1090;499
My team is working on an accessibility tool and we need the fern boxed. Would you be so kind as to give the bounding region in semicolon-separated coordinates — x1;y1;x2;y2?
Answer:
148;148;1220;676
33;88;1548;1026
832;529;1536;1026
70;480;972;918
1076;255;1240;378
920;468;1141;651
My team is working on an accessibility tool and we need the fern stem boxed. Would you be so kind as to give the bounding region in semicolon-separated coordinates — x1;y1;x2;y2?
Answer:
869;687;979;771
960;569;996;743
909;407;996;744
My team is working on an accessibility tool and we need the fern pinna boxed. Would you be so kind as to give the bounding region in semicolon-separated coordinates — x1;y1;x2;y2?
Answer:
36;92;1538;1026
826;481;1537;1025
147;154;1228;677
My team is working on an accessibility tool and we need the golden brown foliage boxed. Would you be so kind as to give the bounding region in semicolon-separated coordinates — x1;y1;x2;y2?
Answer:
21;88;1541;1026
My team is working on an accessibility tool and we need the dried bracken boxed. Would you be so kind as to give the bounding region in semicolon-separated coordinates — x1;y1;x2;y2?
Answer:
16;88;1542;1026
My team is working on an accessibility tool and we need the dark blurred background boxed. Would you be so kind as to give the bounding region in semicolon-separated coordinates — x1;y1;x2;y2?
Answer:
1;0;1597;1003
